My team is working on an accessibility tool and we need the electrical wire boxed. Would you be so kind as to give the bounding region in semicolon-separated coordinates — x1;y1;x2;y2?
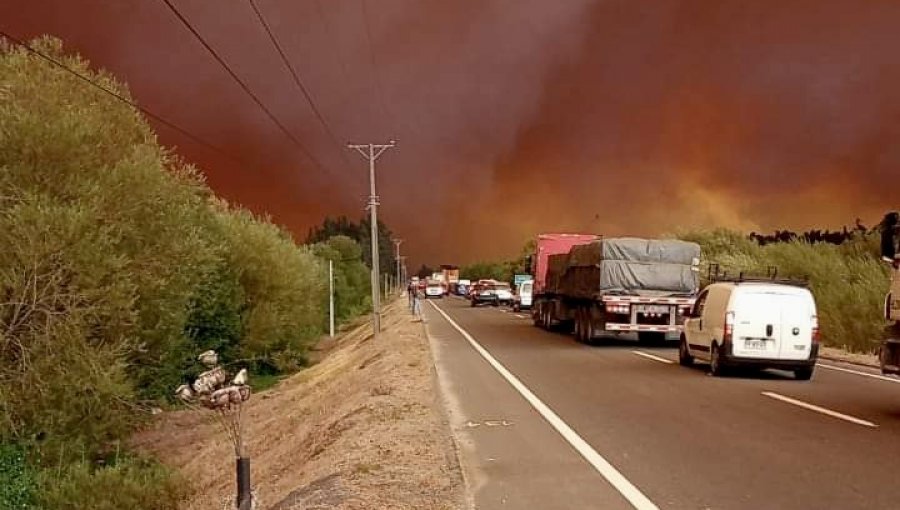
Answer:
248;0;343;154
160;0;334;176
0;30;251;166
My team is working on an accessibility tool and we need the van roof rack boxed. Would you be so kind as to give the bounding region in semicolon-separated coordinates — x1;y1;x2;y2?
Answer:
706;263;810;287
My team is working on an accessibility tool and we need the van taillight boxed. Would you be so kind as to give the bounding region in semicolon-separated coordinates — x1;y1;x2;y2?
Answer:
811;315;819;343
723;311;735;342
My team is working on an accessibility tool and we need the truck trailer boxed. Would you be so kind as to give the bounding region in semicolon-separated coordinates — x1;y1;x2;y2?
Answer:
531;235;701;343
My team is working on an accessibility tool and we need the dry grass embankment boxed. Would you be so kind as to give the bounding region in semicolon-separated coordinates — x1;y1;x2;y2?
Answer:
133;300;465;509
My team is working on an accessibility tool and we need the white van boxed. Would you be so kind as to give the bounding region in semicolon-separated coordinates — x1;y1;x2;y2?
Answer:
425;281;444;298
680;281;819;380
513;280;533;311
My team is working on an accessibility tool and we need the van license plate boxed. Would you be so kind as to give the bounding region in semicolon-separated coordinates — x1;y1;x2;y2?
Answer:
744;339;766;350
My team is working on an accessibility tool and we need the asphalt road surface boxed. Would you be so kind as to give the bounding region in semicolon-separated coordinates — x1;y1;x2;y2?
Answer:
424;296;900;510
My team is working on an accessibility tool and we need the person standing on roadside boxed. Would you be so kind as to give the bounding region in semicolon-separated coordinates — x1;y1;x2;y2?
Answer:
407;281;416;312
413;284;424;319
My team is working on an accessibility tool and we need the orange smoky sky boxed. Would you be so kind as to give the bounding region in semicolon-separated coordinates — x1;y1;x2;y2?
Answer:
3;1;899;267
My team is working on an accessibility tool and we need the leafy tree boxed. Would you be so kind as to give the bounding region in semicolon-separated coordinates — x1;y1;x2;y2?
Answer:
311;235;371;323
416;265;436;279
307;215;398;276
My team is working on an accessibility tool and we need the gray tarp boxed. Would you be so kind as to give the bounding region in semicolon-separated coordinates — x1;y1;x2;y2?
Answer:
559;238;700;297
567;238;700;267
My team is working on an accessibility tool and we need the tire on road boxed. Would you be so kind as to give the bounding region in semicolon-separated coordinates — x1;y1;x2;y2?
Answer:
794;367;814;381
532;304;543;327
710;342;726;377
678;336;694;367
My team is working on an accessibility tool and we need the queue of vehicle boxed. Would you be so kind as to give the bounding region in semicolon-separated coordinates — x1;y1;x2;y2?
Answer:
416;212;900;383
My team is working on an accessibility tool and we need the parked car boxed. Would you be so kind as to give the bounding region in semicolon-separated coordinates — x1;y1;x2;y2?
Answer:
425;281;444;299
679;280;819;380
513;280;534;312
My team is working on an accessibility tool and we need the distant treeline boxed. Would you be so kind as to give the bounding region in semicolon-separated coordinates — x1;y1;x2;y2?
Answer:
0;37;372;508
749;219;873;246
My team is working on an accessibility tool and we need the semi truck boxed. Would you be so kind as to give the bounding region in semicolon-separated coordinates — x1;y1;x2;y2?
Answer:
531;234;701;343
878;212;900;374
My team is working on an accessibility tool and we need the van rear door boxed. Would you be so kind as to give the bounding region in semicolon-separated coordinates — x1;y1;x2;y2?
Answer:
730;291;812;360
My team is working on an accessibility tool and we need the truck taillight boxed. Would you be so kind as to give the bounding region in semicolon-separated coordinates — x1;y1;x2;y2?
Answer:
811;315;819;343
723;311;735;342
605;303;630;314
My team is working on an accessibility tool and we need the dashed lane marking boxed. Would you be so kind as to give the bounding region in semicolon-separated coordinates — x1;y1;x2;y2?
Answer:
631;351;675;364
761;391;877;428
816;363;900;384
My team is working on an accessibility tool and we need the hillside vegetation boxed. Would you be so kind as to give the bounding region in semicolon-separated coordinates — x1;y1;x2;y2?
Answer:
0;37;371;508
460;229;890;353
678;229;890;353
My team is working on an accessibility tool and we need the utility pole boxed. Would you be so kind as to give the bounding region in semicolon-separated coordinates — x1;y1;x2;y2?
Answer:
329;259;335;338
348;141;395;337
393;238;404;291
401;257;408;287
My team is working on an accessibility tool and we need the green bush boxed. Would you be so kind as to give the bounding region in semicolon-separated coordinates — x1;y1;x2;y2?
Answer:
312;235;371;323
0;36;374;507
679;229;890;352
0;443;36;509
215;206;327;372
36;455;188;510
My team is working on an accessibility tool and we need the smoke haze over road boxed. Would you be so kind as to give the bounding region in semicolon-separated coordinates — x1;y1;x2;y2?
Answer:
5;0;899;265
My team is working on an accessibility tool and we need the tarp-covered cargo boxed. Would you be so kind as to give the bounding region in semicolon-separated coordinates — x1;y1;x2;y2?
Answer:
545;253;570;294
567;238;700;267
530;233;600;294
560;238;701;297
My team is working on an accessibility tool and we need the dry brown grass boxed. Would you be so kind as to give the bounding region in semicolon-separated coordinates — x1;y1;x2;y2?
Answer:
131;300;465;509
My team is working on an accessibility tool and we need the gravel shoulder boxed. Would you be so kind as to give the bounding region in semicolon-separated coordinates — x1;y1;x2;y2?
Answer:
132;299;466;510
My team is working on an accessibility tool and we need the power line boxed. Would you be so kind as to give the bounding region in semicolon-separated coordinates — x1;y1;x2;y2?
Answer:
0;30;248;166
248;0;344;156
160;0;330;174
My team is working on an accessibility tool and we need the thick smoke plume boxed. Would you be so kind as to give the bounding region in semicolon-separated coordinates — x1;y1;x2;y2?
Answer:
4;0;899;265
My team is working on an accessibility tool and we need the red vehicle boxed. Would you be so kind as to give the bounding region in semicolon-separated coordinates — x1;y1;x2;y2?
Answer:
530;235;701;344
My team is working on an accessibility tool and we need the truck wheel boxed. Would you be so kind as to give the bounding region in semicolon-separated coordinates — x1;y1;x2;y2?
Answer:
532;306;542;327
794;367;814;381
638;332;666;345
573;309;581;341
581;309;593;344
470;299;476;308
710;343;726;377
678;336;694;367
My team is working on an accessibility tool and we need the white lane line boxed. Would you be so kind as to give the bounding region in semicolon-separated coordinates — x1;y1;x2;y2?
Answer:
761;391;877;428
816;363;900;384
631;351;674;364
515;314;529;319
428;300;659;510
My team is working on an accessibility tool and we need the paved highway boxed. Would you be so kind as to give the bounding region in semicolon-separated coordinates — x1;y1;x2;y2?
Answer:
425;296;900;510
